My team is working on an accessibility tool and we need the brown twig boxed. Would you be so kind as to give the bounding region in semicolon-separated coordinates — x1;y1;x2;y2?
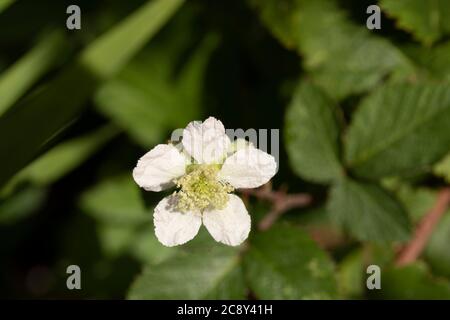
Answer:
240;182;313;231
396;187;450;267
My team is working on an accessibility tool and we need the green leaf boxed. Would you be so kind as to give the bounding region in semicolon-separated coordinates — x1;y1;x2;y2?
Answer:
0;0;183;188
95;81;167;146
285;82;342;183
425;213;450;278
80;0;184;79
81;172;176;265
384;182;436;222
434;152;450;183
285;206;330;227
95;33;217;147
366;243;396;267
337;249;365;299
370;263;450;299
398;187;436;222
0;30;69;116
80;175;150;226
244;224;337;299
380;0;450;46
129;225;176;265
96;218;175;265
345;82;450;179
0;0;14;13
327;178;410;243
96;221;175;265
97;224;137;258
7;125;118;191
250;0;407;99
401;41;450;82
127;233;245;299
0;186;46;225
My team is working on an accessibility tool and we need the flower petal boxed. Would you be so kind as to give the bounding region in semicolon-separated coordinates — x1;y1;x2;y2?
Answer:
182;117;231;164
154;195;202;247
203;194;250;246
133;144;188;191
218;145;277;189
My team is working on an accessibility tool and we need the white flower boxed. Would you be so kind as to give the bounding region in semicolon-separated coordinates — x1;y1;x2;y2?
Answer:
132;117;277;247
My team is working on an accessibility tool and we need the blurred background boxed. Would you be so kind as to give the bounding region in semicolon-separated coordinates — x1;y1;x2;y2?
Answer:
0;0;449;299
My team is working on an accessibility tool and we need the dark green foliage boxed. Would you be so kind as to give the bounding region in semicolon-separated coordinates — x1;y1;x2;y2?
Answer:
1;0;449;300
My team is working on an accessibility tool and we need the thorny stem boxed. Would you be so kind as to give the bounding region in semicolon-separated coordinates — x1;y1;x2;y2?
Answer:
396;187;450;267
240;182;313;231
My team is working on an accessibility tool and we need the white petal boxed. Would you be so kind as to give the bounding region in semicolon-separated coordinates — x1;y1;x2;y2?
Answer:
154;195;202;247
218;145;277;189
133;144;188;191
203;194;251;246
182;116;231;164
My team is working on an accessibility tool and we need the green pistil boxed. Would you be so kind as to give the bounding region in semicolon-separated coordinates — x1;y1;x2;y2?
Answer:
174;164;234;212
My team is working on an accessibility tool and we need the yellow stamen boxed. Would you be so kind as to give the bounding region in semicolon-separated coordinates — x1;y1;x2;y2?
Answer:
174;164;234;212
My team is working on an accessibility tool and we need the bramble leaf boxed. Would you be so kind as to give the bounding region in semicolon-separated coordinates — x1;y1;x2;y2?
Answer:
285;82;342;183
327;178;410;243
244;224;337;299
345;82;450;179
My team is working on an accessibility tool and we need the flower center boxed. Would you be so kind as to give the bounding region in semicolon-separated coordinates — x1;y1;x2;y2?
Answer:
174;164;234;212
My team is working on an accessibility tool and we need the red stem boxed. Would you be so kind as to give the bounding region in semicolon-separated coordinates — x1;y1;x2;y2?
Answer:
396;187;450;266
